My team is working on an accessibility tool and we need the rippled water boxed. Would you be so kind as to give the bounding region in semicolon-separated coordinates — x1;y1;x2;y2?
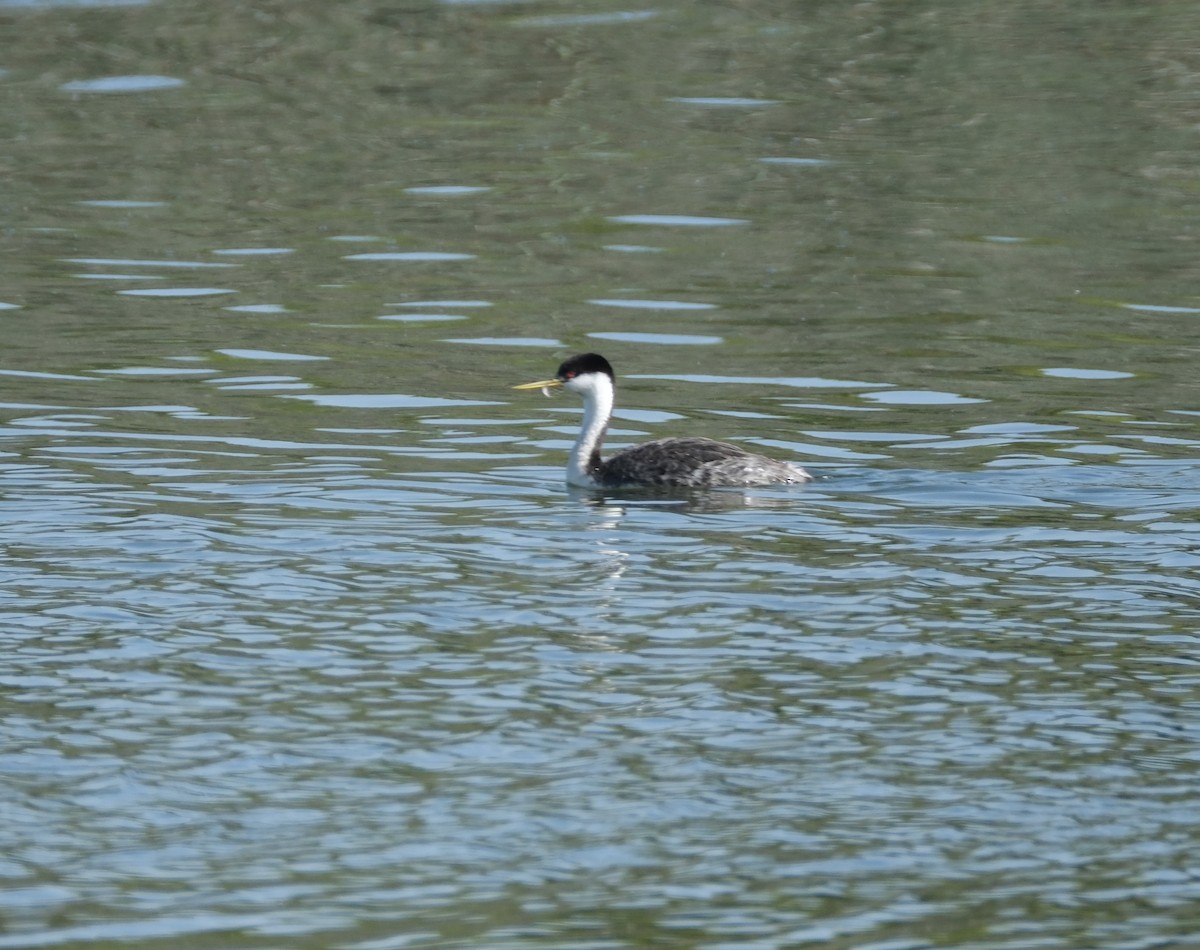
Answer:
3;1;1200;947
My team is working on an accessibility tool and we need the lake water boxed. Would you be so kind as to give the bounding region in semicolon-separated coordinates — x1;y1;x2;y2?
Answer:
2;1;1200;948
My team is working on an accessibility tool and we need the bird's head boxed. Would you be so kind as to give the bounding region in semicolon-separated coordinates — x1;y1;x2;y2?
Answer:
513;352;615;398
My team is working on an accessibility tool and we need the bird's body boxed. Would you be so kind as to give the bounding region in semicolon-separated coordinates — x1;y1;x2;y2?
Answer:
514;353;811;489
593;436;806;488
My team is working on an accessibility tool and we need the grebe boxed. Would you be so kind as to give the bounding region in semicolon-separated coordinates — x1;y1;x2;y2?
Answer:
514;352;811;489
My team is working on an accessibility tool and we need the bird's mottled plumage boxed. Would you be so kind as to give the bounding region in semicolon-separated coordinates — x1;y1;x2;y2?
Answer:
596;436;802;487
514;353;810;489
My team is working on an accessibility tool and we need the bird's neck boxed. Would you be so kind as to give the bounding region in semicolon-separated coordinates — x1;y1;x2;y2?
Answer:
567;378;613;487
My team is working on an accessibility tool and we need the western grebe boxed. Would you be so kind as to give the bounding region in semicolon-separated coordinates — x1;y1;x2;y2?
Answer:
514;352;811;489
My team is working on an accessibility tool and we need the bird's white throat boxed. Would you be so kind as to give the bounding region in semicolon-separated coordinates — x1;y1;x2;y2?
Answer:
565;372;614;487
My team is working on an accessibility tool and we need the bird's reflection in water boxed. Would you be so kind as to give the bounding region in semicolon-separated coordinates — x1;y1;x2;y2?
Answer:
572;484;816;515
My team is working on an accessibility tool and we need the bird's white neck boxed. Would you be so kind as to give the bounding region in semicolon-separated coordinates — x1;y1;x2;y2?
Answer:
566;373;614;487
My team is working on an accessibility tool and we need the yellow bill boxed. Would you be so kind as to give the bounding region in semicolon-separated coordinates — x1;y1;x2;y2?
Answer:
512;377;563;396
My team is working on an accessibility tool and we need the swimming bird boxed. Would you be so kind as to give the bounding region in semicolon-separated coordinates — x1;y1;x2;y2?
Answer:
514;352;811;488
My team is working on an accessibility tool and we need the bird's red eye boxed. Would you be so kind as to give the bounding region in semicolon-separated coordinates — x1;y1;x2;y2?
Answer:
563;371;576;379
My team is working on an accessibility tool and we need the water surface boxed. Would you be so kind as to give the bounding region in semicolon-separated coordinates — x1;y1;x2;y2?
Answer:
2;1;1200;948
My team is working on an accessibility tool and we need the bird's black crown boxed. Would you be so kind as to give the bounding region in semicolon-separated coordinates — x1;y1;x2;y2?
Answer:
556;352;614;382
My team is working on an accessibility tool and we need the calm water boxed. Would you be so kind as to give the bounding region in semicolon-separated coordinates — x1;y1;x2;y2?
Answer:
3;1;1200;948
